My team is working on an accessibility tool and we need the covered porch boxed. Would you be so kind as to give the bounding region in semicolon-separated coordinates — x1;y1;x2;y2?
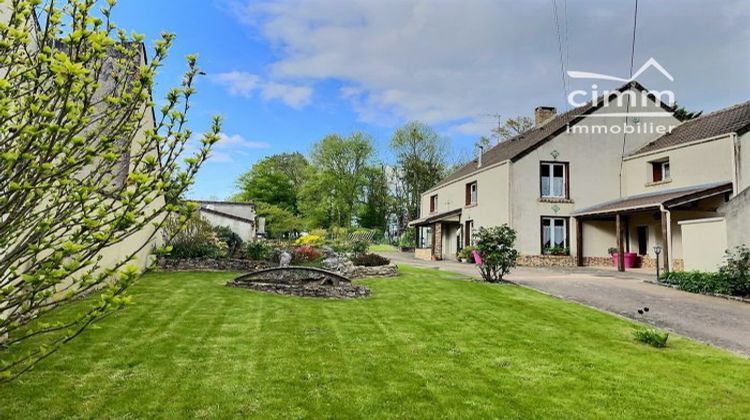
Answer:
573;182;733;273
408;208;463;261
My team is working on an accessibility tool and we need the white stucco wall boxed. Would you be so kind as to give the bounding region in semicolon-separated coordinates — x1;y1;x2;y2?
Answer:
200;210;256;242
511;90;678;256
679;218;727;272
622;135;734;197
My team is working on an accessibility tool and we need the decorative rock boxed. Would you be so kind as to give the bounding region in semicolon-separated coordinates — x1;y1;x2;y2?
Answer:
324;259;399;279
228;266;370;299
155;257;270;272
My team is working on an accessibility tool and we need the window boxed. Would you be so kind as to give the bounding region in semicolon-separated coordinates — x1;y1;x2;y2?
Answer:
419;226;433;248
541;217;568;252
465;181;478;206
464;220;474;247
429;194;438;213
651;159;670;183
540;162;568;198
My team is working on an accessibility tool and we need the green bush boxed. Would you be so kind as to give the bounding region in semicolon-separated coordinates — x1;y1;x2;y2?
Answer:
243;240;271;261
456;246;477;261
475;225;519;283
351;238;370;256
720;245;750;296
633;328;669;348
163;212;225;259
398;229;415;248
351;253;391;267
213;226;243;257
660;271;733;295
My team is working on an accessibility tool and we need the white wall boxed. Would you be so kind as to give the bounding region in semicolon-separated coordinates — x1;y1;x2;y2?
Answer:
200;210;256;242
679;218;727;271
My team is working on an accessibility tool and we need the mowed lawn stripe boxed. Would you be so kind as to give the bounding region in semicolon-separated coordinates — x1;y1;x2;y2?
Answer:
1;266;748;419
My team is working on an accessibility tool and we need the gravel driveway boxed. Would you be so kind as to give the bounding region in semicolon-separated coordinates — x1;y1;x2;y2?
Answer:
381;252;750;357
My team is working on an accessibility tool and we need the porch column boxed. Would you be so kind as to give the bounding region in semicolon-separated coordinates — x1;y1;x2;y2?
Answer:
660;211;670;274
433;222;443;260
575;217;584;267
616;214;625;272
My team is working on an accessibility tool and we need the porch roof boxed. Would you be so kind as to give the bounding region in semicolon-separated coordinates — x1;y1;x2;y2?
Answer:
408;208;462;227
572;182;732;218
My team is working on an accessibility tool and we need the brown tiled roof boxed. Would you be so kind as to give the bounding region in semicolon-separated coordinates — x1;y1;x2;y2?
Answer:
572;182;732;217
633;100;750;155
431;82;670;190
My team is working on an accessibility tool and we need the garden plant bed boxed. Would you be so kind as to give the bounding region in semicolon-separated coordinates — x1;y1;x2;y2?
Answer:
646;279;750;304
227;266;370;299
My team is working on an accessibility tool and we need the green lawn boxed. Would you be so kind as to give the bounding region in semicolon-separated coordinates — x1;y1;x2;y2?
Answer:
368;243;398;252
2;266;749;418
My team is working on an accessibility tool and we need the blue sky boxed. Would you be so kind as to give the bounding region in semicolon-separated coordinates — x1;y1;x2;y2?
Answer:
111;0;750;200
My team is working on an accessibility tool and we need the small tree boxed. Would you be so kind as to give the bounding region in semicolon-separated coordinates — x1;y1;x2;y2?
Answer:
474;225;519;283
0;1;219;380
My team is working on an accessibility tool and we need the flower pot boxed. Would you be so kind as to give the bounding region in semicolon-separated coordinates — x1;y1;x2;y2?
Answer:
611;252;638;269
460;258;468;263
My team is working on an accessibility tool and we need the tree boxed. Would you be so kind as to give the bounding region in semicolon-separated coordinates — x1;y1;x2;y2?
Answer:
255;202;304;239
491;115;534;142
672;103;703;122
234;152;308;213
390;121;448;229
299;132;374;228
358;165;391;231
0;1;219;380
474;225;520;283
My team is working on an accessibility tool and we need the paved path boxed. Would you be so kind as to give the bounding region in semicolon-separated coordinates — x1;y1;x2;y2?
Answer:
382;252;750;357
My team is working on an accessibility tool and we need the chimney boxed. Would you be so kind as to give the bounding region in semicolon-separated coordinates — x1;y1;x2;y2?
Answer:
535;106;557;126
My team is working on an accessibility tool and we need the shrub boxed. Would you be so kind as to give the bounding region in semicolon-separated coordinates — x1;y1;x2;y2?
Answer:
351;253;391;267
457;246;477;261
660;271;732;295
720;245;750;296
213;225;244;257
633;328;669;348
293;246;322;263
351;238;370;256
330;240;354;254
164;212;225;259
309;228;328;238
296;234;324;246
398;229;415;248
474;225;519;283
244;240;271;261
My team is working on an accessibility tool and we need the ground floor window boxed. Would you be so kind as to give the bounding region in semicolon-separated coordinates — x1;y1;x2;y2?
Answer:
542;217;568;253
418;226;433;248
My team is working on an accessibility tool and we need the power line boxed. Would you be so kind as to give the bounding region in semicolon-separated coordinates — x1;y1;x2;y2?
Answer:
552;0;568;110
628;0;639;77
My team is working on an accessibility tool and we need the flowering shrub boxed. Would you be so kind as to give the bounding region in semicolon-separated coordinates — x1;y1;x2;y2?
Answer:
474;225;519;283
293;246;322;263
296;235;324;246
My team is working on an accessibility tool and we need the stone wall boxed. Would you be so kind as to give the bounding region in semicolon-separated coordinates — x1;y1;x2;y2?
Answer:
415;248;432;261
155;257;270;272
344;264;399;279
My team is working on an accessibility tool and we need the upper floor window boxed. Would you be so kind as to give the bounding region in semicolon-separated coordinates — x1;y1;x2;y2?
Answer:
429;194;438;213
465;181;478;206
540;162;568;198
651;158;671;183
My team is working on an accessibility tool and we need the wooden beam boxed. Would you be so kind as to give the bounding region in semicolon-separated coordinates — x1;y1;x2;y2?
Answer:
575;217;584;267
661;212;670;274
616;214;625;272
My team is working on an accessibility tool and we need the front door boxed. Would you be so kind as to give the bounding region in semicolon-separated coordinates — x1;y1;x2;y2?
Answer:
637;226;648;256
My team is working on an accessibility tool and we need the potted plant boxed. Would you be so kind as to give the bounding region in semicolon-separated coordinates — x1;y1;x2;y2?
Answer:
457;246;476;263
544;246;569;256
609;247;638;268
608;247;619;266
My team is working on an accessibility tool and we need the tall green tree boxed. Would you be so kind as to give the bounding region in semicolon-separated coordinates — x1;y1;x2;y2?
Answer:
0;0;218;380
255;202;304;239
299;132;374;228
390;122;448;228
358;165;391;231
235;152;308;213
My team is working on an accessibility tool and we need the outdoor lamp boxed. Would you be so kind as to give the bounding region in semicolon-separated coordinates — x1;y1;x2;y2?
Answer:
653;245;662;280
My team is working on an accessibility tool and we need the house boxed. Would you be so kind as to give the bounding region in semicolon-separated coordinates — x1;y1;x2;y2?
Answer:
409;81;749;273
194;201;266;241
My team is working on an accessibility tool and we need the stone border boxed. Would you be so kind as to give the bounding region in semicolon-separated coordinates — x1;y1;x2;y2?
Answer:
644;280;750;304
227;281;370;299
155;257;270;272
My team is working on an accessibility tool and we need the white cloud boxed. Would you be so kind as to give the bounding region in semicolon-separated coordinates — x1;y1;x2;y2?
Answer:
215;133;272;150
212;71;312;109
222;0;750;132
